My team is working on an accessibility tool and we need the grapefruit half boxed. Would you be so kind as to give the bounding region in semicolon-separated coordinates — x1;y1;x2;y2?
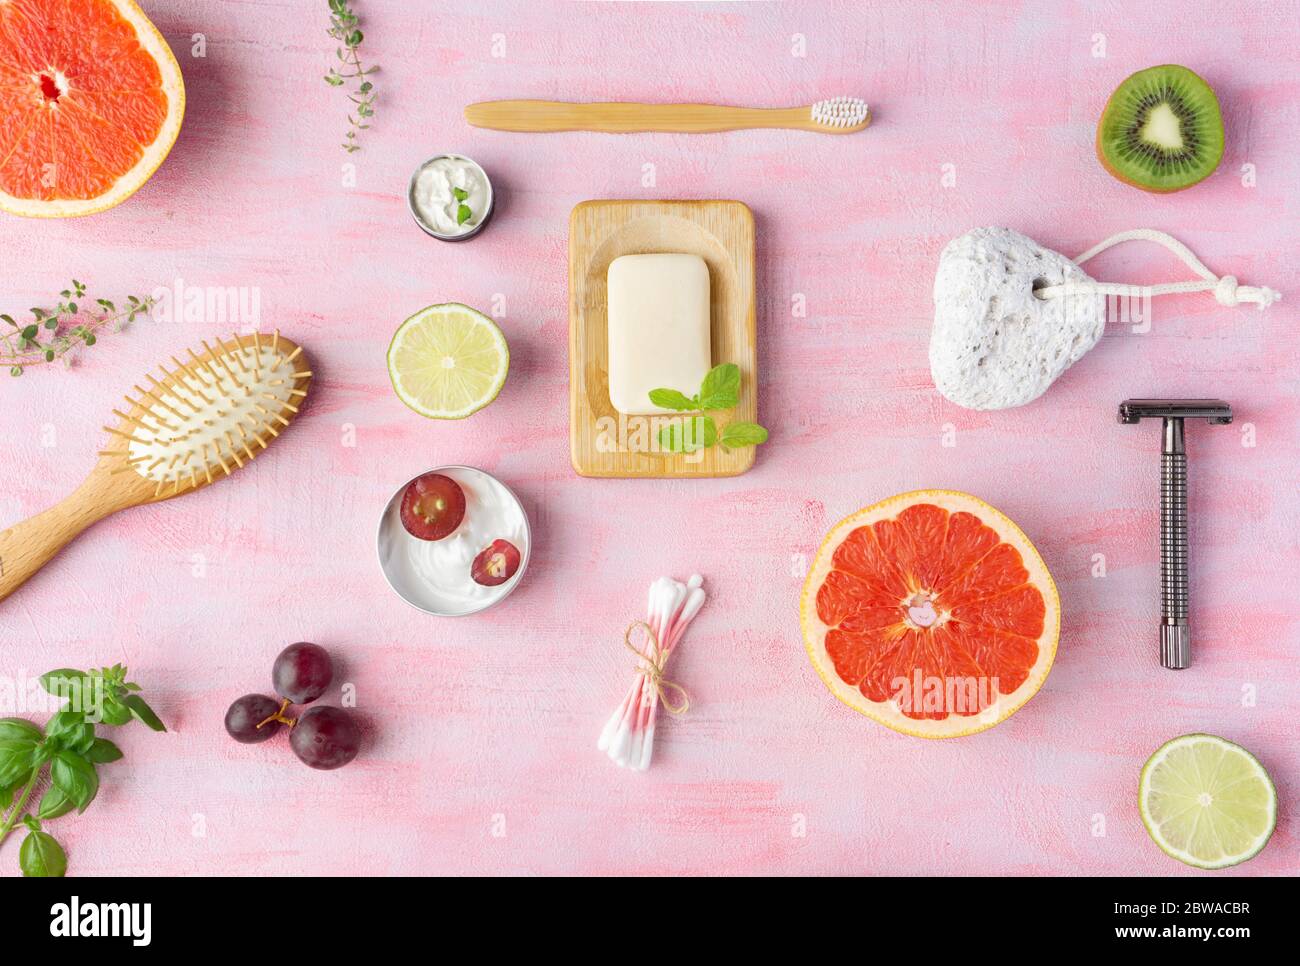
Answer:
801;490;1059;738
0;0;184;217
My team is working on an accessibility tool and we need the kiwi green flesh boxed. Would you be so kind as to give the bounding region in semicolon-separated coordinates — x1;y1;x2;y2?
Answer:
1098;65;1224;192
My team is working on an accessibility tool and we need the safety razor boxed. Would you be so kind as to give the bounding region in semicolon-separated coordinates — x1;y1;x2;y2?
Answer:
1118;399;1233;669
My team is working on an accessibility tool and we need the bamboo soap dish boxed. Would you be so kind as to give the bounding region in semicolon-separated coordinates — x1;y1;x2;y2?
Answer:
568;199;757;478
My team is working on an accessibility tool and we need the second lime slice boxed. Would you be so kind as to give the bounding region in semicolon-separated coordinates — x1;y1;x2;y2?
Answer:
1139;733;1276;869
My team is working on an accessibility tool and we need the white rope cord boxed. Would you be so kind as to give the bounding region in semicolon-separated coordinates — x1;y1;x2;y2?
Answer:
1035;228;1281;310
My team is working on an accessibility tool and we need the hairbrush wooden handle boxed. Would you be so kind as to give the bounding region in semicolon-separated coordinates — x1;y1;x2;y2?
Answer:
0;472;126;605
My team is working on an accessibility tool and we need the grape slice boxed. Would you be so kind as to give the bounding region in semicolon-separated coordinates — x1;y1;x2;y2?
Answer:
471;539;521;586
400;473;467;541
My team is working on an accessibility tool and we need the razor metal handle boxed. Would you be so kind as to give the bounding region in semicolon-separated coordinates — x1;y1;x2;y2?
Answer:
1160;427;1190;669
1119;399;1230;670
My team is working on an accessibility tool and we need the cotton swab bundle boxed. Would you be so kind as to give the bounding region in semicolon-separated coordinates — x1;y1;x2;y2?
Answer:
0;330;311;603
598;574;707;771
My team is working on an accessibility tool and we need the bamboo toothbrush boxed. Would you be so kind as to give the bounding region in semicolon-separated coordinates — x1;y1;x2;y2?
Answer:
464;96;870;134
0;331;311;604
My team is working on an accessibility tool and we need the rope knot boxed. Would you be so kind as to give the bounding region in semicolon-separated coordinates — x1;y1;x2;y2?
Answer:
1214;274;1239;306
624;620;690;715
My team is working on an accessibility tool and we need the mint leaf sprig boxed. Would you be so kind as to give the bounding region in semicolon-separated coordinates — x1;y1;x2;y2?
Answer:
0;665;165;877
1;280;155;377
650;363;769;454
324;0;377;153
453;186;472;226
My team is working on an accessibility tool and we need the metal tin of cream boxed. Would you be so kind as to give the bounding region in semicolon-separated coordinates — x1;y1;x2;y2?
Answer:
376;465;530;616
407;154;495;241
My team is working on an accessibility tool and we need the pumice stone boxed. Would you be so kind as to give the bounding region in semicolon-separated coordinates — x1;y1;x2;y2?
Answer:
930;226;1106;411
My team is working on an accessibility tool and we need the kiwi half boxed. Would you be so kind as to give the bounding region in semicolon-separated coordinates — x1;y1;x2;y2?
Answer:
1096;64;1224;193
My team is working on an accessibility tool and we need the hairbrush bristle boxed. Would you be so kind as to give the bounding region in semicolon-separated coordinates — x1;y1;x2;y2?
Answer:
108;330;310;496
811;95;868;128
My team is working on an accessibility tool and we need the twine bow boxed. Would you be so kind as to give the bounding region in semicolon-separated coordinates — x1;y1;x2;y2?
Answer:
623;620;690;715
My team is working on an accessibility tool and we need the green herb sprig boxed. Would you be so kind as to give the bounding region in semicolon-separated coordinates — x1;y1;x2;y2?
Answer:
324;0;377;152
1;280;155;377
650;363;770;454
0;665;165;877
453;186;472;226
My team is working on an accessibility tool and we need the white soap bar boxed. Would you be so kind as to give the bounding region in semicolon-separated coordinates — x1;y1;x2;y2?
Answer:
607;254;711;415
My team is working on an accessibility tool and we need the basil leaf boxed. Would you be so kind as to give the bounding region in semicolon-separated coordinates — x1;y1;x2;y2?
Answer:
98;699;132;727
719;421;769;449
43;709;86;738
0;740;38;786
456;203;472;226
42;712;94;757
51;751;97;812
0;718;42;742
36;784;75;820
658;415;717;454
19;829;67;877
38;669;89;699
698;363;740;411
85;737;124;764
452;186;468;201
122;695;167;732
647;388;698;411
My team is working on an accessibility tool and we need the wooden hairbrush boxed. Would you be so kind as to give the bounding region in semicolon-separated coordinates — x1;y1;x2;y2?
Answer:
0;330;311;604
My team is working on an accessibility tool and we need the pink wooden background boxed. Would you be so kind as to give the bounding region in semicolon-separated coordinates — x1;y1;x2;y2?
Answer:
2;0;1296;876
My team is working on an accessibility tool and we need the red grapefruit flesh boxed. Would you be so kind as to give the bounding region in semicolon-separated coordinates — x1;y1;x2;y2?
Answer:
0;0;184;217
801;490;1059;738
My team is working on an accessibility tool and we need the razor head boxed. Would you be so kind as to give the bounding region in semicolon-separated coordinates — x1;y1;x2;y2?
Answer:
1118;399;1233;425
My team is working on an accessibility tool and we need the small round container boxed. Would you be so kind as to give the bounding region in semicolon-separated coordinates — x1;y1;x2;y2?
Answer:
376;465;530;616
407;154;494;241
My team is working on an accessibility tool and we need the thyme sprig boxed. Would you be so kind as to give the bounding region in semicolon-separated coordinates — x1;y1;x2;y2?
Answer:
1;280;155;377
323;0;377;153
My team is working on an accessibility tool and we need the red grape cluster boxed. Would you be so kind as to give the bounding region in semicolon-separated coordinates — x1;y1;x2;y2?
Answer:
224;642;361;770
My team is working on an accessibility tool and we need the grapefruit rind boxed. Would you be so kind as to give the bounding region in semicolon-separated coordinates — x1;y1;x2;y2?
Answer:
800;489;1060;738
1138;733;1277;870
0;0;185;218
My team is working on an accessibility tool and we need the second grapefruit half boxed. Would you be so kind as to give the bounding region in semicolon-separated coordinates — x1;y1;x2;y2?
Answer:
0;0;184;217
801;490;1059;738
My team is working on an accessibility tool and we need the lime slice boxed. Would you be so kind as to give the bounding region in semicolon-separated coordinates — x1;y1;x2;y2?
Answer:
387;303;509;419
1139;733;1276;869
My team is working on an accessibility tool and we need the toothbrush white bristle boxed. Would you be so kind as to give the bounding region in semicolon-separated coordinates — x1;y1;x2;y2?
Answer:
811;95;868;128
